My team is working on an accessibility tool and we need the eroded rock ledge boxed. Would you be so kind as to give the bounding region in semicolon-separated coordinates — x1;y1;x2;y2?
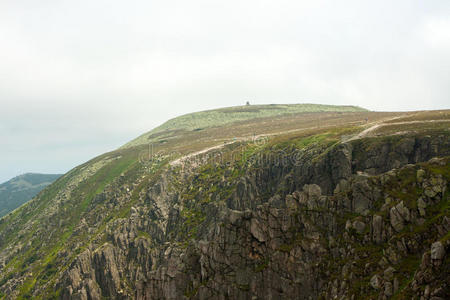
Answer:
60;135;449;300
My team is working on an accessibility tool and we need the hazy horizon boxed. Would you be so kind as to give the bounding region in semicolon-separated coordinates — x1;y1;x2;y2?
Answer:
1;0;449;182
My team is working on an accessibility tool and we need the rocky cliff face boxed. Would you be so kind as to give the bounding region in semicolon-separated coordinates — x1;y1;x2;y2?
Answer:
57;134;449;300
0;109;449;300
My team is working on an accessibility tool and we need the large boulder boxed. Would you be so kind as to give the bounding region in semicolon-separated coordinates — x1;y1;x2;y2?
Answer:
390;201;410;232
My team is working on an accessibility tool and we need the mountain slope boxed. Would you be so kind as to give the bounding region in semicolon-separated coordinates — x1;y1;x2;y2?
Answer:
0;174;61;218
0;105;448;299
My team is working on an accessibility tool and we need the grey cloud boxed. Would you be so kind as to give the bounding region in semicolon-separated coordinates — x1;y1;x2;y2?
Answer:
0;0;449;182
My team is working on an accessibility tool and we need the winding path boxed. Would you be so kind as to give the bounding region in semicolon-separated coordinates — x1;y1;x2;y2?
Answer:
170;116;449;166
346;119;450;142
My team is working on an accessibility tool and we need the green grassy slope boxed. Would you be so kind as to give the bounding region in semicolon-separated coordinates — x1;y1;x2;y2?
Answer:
123;103;367;148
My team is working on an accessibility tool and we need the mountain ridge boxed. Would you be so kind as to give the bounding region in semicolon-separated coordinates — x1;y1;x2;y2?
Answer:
123;103;368;149
0;105;448;299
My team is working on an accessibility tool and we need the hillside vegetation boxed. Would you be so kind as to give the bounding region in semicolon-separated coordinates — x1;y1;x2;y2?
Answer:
0;105;448;299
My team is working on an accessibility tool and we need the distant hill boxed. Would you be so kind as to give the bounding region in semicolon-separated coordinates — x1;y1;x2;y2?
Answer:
0;173;61;217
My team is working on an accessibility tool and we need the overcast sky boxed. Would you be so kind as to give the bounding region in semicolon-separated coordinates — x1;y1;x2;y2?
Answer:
1;0;449;182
